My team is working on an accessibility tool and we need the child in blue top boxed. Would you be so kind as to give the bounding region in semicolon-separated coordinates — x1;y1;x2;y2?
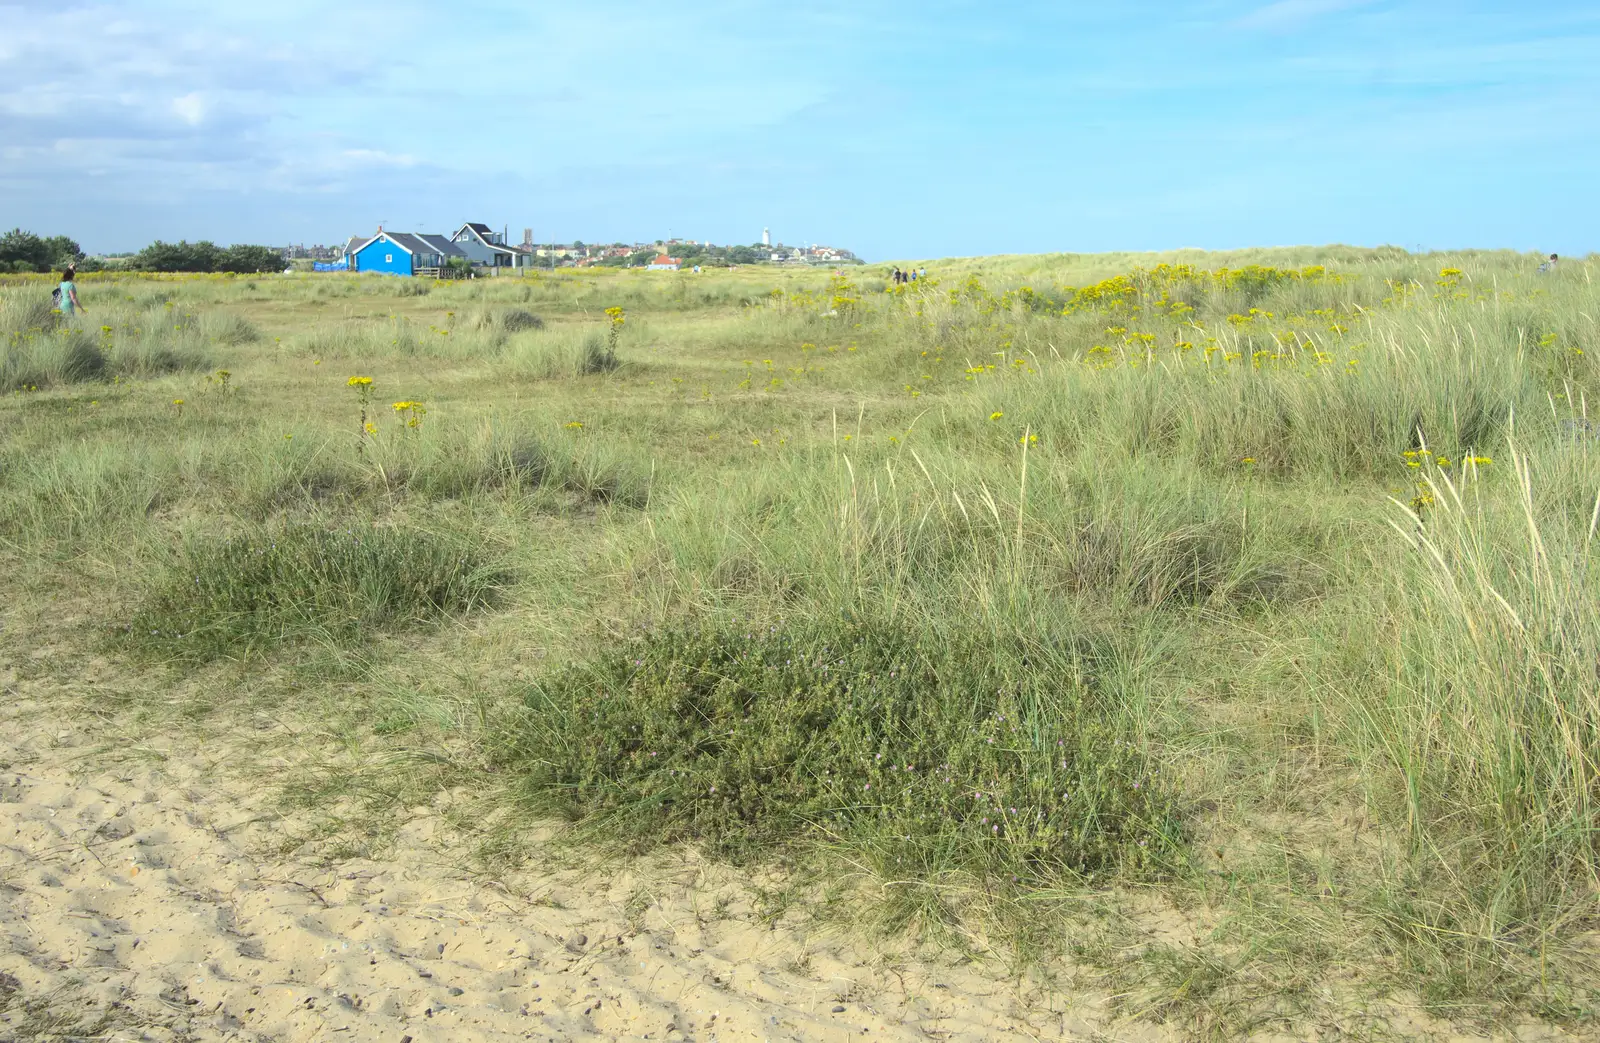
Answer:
57;269;86;316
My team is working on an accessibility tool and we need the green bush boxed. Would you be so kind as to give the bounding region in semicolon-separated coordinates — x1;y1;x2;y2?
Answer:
580;331;619;374
504;618;1180;884
501;309;544;332
121;522;504;661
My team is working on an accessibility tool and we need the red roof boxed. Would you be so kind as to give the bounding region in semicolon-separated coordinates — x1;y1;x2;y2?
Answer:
652;255;680;264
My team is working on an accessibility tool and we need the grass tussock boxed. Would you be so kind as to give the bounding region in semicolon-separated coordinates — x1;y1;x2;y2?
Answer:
120;522;504;661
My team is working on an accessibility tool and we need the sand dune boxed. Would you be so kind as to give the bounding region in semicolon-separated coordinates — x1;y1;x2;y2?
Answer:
0;703;1162;1042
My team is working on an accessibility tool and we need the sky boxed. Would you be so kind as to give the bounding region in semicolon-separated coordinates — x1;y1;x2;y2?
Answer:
1;0;1596;259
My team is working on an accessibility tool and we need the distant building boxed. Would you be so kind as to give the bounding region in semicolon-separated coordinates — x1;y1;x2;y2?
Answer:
647;255;682;271
449;222;533;269
279;243;345;261
349;228;466;276
762;227;771;247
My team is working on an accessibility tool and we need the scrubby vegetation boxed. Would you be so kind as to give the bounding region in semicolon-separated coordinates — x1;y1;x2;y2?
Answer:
506;618;1180;880
2;248;1598;1034
122;523;503;661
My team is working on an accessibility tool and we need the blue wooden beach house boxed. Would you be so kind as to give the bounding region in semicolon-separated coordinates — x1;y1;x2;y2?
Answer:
349;228;467;276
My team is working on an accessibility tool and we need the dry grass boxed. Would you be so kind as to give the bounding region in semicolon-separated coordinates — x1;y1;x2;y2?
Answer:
3;251;1599;1037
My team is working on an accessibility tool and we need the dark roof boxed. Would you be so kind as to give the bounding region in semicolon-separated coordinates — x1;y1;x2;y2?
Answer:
382;233;429;256
354;232;465;259
466;222;493;235
415;234;466;258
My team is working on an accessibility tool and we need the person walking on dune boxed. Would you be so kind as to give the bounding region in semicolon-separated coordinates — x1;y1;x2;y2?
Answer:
55;267;85;317
1538;253;1558;274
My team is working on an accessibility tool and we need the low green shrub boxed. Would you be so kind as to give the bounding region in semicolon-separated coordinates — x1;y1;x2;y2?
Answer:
501;309;544;332
199;311;262;345
121;522;504;660
579;331;619;374
504;618;1181;885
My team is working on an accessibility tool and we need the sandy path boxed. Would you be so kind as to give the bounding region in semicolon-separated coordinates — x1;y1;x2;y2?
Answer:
0;700;1158;1043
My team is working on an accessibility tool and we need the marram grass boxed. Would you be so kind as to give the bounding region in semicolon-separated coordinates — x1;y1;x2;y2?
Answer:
3;250;1600;1030
119;522;504;661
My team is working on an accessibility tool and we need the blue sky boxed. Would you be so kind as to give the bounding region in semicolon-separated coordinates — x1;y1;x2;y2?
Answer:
1;0;1595;259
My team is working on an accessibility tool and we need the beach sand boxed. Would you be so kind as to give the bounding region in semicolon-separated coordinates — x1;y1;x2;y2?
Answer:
0;696;1167;1042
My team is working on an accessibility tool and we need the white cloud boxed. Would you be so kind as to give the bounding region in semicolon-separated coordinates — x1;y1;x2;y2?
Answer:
171;91;205;125
339;149;417;168
1235;0;1373;31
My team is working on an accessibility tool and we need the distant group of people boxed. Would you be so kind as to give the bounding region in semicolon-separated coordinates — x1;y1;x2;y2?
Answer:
890;266;925;285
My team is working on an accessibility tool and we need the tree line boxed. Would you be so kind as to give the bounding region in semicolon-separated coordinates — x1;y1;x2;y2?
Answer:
0;229;284;275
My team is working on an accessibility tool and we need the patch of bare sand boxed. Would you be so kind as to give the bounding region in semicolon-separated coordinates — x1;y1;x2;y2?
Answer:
0;699;1162;1043
4;689;1590;1043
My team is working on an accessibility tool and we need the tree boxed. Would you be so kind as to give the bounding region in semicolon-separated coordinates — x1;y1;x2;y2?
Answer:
42;236;83;267
217;244;284;273
133;240;223;272
133;240;277;273
0;228;53;272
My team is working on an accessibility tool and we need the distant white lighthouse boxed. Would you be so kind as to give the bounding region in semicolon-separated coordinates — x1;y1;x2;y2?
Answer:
762;227;771;247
